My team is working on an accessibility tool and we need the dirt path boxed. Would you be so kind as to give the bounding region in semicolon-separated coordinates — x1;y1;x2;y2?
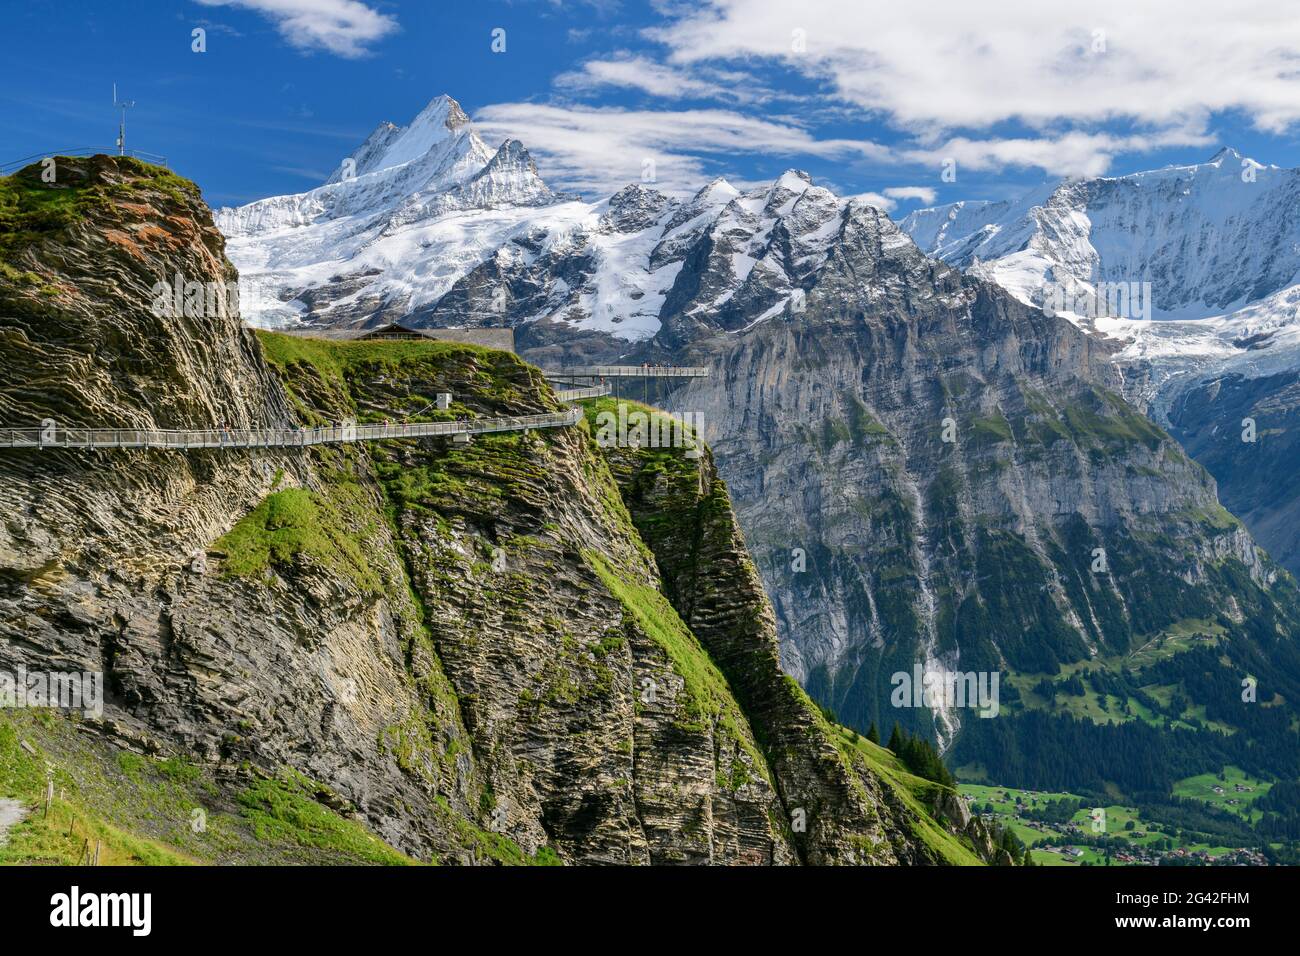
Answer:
0;797;26;846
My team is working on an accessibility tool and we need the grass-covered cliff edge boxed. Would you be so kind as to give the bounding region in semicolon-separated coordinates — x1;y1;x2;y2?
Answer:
0;156;993;864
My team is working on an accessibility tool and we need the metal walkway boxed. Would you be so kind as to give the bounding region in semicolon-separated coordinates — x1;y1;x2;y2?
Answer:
0;373;630;453
549;365;709;379
0;409;581;451
550;382;612;401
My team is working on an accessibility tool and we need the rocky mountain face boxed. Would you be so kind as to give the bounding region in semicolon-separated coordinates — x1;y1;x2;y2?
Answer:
1167;369;1300;575
0;156;992;865
401;170;856;365
900;150;1300;579
586;397;995;863
662;203;1300;774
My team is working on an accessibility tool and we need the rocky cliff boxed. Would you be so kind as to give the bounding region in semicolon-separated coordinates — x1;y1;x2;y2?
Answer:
900;149;1300;582
0;156;989;865
585;397;992;862
663;202;1300;782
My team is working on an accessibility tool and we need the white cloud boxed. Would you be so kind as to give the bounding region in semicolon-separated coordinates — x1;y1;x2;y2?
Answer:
882;186;937;204
901;128;1214;179
194;0;397;58
557;54;729;98
640;0;1300;174
555;53;777;104
847;192;896;212
474;102;887;196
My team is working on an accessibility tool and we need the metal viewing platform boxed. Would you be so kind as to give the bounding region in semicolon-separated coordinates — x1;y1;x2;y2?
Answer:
549;365;709;379
550;382;613;401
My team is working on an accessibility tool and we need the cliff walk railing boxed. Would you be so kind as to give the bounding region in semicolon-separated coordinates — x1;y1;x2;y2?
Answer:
551;365;709;378
0;408;581;451
0;148;169;175
550;382;612;401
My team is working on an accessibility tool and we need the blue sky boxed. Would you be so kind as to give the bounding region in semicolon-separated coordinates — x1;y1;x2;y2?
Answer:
2;0;1299;210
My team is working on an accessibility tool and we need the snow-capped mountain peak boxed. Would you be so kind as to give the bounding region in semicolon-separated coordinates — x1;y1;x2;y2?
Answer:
692;176;741;206
901;148;1300;318
899;149;1300;417
324;121;401;185
218;94;498;240
325;95;474;186
359;93;473;173
215;93;573;328
763;169;815;216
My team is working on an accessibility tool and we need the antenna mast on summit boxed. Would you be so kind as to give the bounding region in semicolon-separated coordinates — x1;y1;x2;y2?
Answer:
113;83;134;156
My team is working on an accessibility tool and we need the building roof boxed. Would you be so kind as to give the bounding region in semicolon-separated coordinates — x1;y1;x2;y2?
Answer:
354;323;515;352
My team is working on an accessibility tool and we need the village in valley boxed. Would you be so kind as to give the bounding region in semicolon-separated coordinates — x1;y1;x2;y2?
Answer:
960;775;1273;866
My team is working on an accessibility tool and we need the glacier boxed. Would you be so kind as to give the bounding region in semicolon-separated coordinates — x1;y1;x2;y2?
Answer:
899;147;1300;418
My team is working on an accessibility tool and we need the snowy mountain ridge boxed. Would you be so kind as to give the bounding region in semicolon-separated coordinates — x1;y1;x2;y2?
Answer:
899;148;1300;415
215;96;909;360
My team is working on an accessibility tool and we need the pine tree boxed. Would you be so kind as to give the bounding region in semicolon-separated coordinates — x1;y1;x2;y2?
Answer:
887;723;904;753
866;722;880;745
899;733;956;788
1000;828;1018;855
